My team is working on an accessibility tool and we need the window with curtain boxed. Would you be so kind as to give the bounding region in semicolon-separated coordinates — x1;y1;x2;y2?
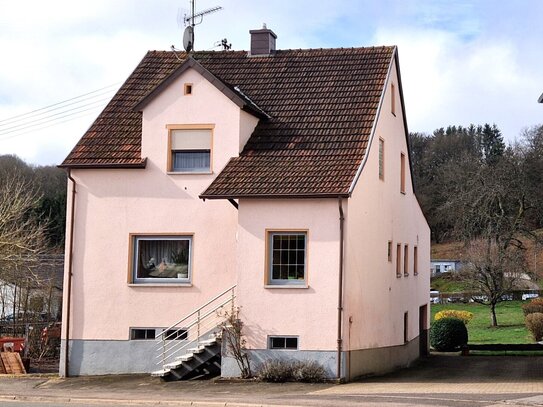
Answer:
132;235;192;283
170;128;212;172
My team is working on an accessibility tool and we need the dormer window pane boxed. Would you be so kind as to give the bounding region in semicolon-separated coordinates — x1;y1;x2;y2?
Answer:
169;128;212;173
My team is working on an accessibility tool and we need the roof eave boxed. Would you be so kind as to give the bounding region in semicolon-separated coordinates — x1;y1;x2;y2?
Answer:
58;158;147;169
199;192;350;200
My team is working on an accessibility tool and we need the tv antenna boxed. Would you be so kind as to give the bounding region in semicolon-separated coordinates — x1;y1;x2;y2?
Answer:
182;0;222;52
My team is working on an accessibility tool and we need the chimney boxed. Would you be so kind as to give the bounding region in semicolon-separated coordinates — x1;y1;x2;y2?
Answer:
249;24;277;56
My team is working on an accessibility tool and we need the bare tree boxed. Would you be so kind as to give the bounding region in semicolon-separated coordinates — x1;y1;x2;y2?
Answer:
446;149;535;326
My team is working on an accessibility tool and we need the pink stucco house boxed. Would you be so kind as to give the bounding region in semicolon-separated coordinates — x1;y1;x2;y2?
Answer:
59;27;430;381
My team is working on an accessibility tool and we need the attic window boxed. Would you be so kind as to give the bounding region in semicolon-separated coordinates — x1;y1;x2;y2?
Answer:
168;127;213;173
184;83;193;95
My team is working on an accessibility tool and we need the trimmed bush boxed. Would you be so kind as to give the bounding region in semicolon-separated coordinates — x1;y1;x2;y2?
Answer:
435;310;473;325
430;317;468;351
258;360;326;383
522;298;543;316
525;312;543;342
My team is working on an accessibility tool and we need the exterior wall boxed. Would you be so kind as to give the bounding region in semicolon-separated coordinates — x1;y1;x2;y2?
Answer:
342;56;431;378
61;68;258;375
236;199;340;353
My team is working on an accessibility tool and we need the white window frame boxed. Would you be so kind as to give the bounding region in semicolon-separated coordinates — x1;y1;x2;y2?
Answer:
167;125;214;174
130;234;193;284
268;335;299;350
267;231;307;286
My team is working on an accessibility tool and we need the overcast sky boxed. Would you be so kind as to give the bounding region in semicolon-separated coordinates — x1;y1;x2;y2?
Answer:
1;0;542;166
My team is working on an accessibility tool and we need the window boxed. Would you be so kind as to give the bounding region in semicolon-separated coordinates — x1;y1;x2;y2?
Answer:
391;83;396;116
404;312;409;343
164;329;188;340
379;138;385;180
268;336;298;350
396;244;401;278
268;232;307;285
130;328;156;340
184;83;192;95
414;246;418;276
435;265;441;274
400;152;406;194
404;244;409;276
131;235;192;283
387;240;392;262
168;127;212;173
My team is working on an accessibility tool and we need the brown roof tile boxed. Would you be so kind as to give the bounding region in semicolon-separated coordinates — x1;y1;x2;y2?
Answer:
62;47;395;196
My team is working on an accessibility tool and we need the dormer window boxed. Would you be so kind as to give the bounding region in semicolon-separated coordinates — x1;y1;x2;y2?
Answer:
167;126;213;173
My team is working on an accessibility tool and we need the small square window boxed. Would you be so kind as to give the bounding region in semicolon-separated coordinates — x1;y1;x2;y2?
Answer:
269;336;298;350
184;83;193;95
268;232;307;285
130;328;156;340
131;235;192;284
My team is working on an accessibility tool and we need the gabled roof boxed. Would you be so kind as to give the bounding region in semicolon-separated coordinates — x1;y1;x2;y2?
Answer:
62;47;396;197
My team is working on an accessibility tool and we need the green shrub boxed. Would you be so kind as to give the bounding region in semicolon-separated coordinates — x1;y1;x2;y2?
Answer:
522;299;543;316
430;317;468;351
525;312;543;342
258;360;327;382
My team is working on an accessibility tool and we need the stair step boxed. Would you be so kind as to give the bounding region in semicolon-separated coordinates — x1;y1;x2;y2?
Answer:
151;369;171;377
200;338;218;346
164;360;183;369
187;346;205;354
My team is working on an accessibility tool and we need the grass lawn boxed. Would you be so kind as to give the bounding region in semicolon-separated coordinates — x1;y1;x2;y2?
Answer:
431;301;533;344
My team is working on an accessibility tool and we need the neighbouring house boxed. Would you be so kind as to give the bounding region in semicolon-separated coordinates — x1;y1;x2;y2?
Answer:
430;259;463;276
0;254;63;325
59;26;430;381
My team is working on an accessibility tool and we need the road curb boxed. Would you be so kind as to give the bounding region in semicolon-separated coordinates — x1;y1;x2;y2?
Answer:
0;394;306;407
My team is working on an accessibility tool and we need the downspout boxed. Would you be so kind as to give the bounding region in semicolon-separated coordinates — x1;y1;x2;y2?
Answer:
337;197;345;380
63;169;76;377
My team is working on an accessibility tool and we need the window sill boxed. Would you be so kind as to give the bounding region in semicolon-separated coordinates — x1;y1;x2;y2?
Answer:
167;171;213;175
128;283;193;287
400;191;406;195
264;284;309;289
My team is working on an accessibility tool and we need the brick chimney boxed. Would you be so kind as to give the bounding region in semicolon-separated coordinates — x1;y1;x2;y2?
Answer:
249;24;277;56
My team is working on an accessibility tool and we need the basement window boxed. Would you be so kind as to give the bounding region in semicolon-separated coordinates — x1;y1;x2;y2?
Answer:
164;329;188;340
268;336;298;350
130;328;156;340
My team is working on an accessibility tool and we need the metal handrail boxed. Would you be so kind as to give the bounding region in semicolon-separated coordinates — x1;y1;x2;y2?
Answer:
154;284;236;370
156;284;237;339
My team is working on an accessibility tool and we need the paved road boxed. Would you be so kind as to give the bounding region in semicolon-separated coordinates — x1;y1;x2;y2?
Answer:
0;355;541;406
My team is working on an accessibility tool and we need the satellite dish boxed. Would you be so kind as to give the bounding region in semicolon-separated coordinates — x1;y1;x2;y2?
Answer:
183;26;194;52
